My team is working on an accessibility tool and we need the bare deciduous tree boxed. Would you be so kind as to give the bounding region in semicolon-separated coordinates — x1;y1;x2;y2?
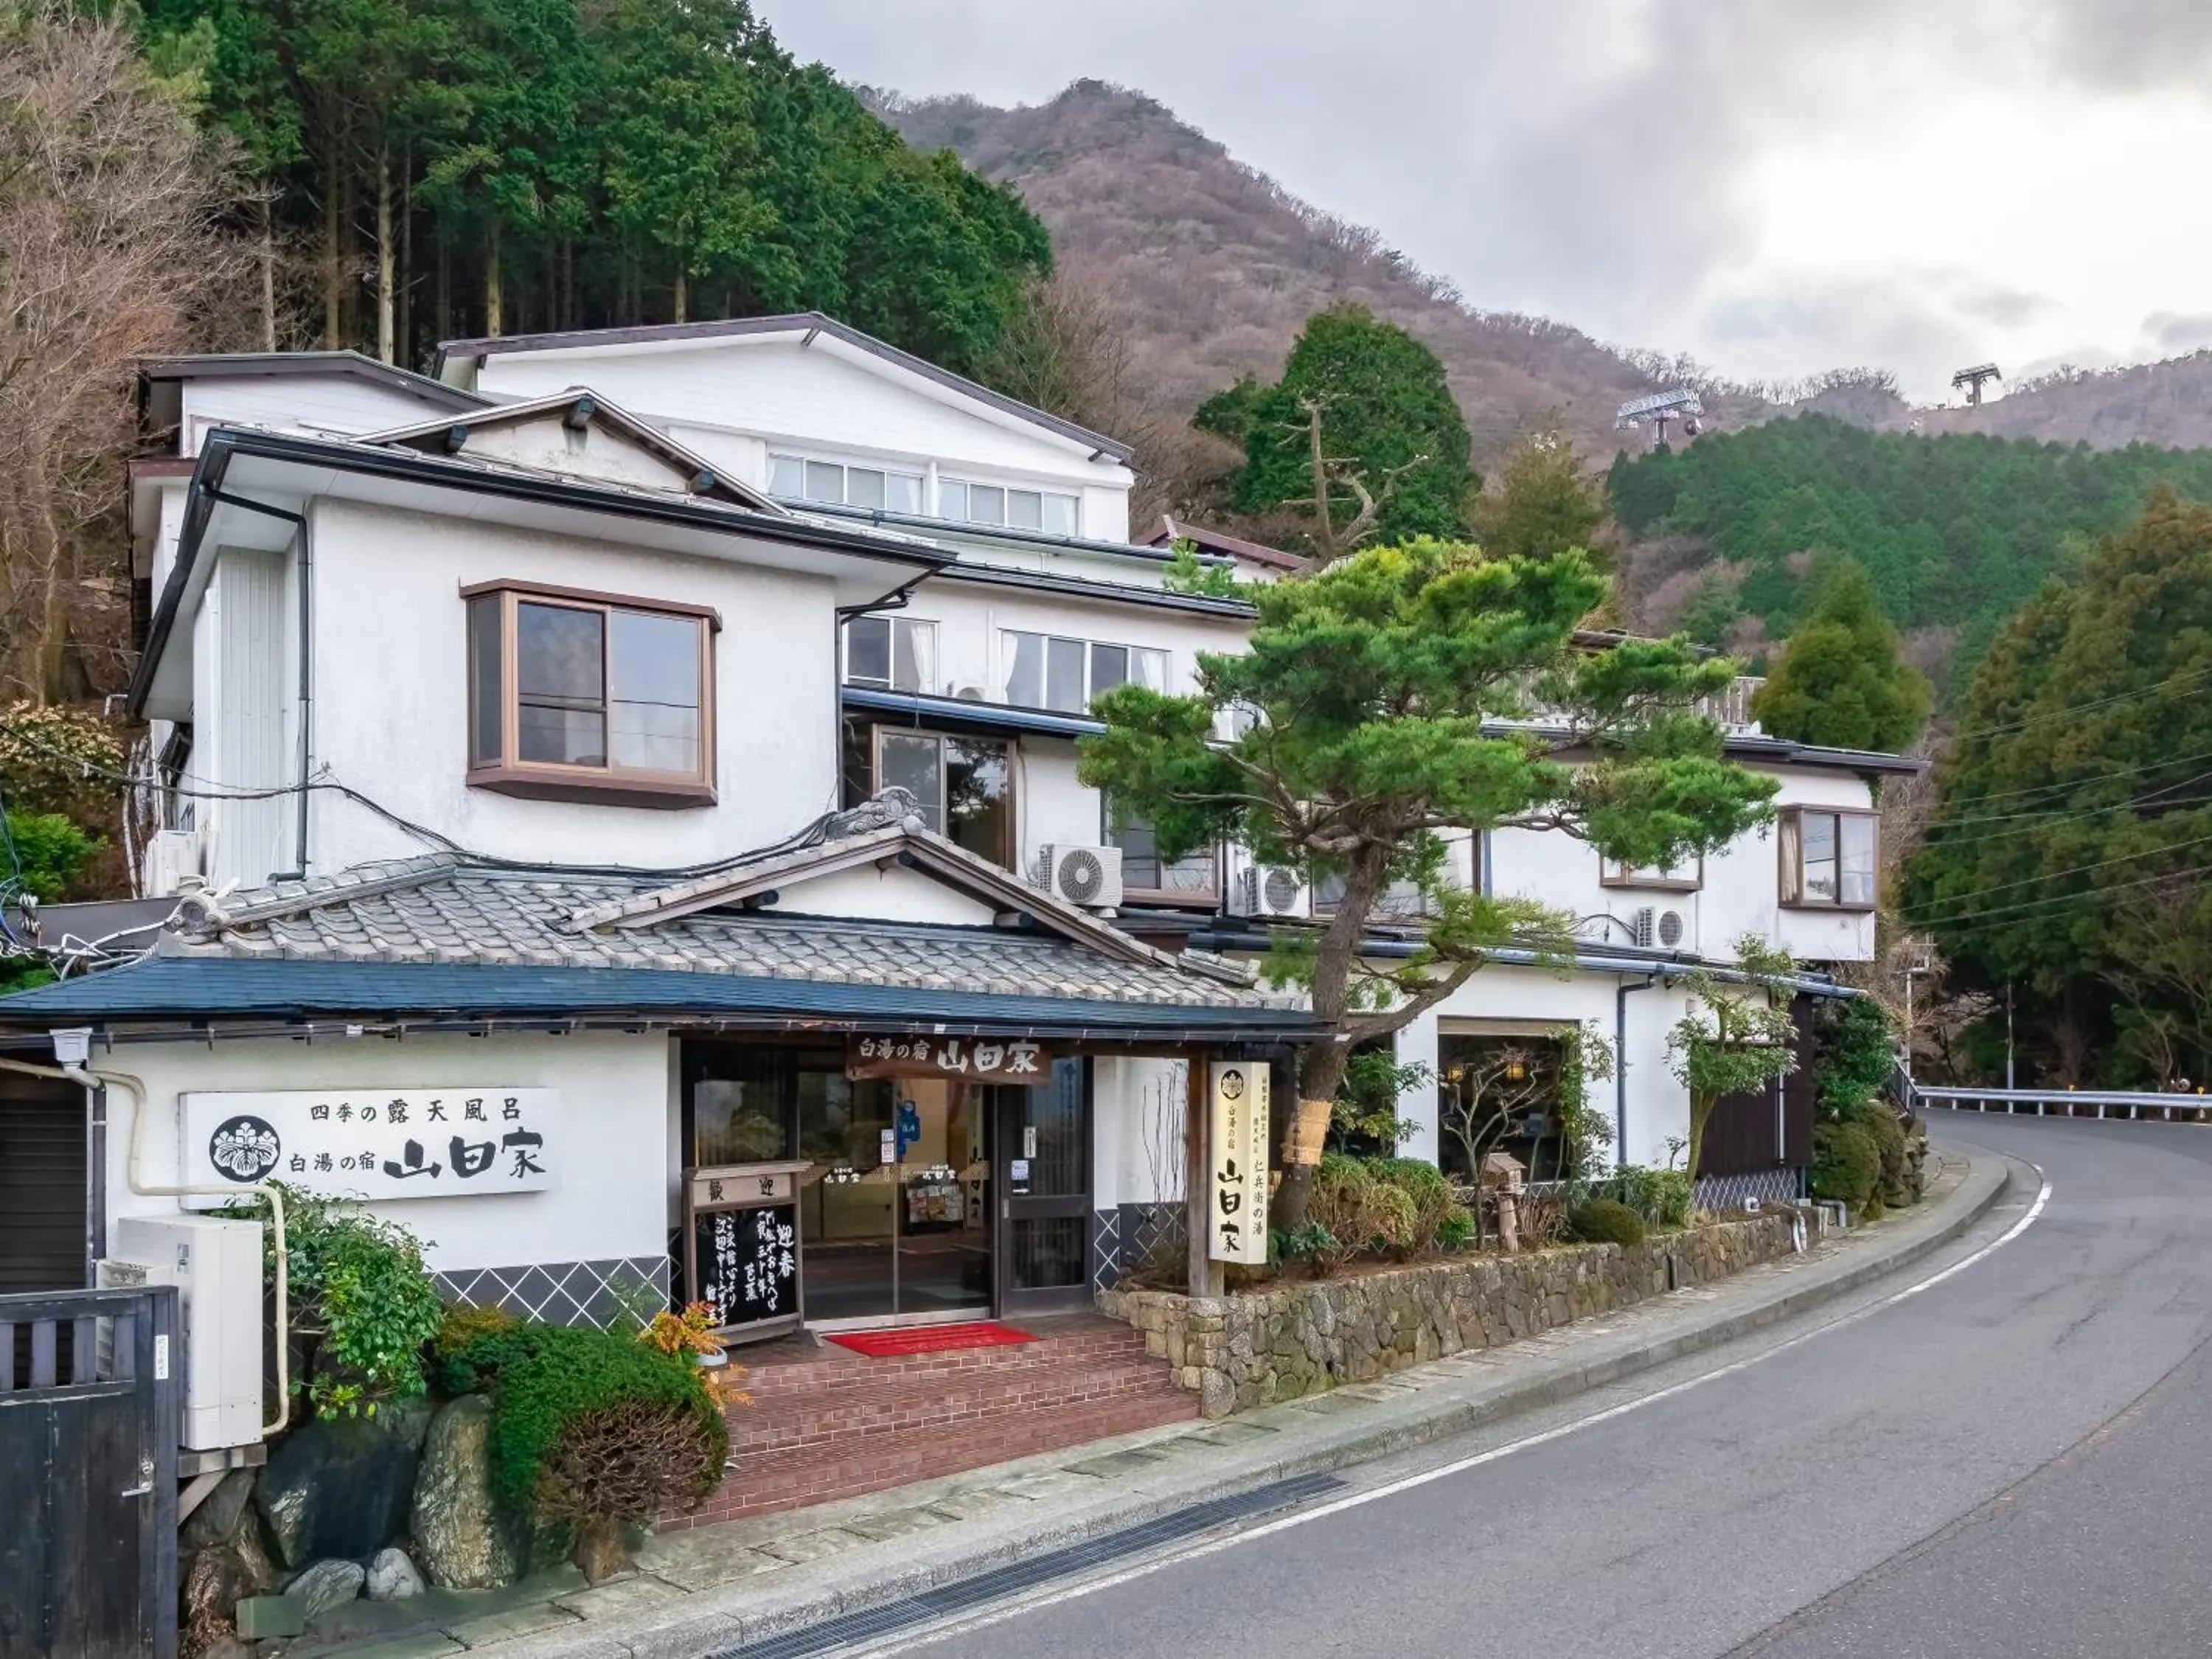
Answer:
0;6;248;702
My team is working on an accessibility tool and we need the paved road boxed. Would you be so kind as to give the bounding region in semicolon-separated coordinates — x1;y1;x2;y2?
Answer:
877;1119;2212;1658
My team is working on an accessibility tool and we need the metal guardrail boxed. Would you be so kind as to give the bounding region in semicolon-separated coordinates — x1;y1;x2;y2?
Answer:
1918;1085;2212;1122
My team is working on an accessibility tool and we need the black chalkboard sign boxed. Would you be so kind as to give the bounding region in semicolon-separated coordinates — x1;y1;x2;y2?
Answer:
692;1202;800;1333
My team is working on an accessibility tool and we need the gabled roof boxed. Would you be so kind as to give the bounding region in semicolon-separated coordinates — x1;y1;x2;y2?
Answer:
0;818;1284;1032
431;311;1133;464
362;388;777;512
140;349;487;414
1144;515;1302;572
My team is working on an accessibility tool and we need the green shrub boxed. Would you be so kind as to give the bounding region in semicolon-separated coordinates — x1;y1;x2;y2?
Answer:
433;1301;518;1364
1566;1196;1647;1247
1811;1120;1882;1214
1435;1208;1475;1251
1366;1181;1419;1257
1304;1152;1382;1274
1280;1222;1340;1267
438;1323;728;1516
1368;1157;1455;1254
1610;1165;1694;1229
224;1185;443;1419
1815;998;1896;1118
4;809;101;902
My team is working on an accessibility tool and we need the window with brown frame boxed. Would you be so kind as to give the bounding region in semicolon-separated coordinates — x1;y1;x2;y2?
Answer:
840;718;1013;869
1778;807;1877;908
1600;853;1703;891
464;583;716;807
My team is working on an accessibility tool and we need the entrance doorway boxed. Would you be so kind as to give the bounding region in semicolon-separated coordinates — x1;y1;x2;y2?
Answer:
683;1040;1096;1328
998;1059;1092;1313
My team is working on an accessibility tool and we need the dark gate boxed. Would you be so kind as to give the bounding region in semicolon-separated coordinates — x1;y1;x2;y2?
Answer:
1697;995;1819;1180
0;1285;179;1659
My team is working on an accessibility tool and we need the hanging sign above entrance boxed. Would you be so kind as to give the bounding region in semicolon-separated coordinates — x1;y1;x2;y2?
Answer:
181;1088;560;1203
845;1034;1058;1083
1208;1061;1271;1265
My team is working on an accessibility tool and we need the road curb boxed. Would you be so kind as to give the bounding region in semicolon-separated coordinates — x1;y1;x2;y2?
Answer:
475;1147;2017;1658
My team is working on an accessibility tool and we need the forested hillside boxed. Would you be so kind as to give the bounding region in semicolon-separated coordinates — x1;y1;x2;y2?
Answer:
133;0;1048;373
1608;417;2212;681
873;80;1781;469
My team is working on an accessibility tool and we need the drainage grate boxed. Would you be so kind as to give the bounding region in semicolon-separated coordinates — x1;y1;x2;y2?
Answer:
718;1470;1344;1658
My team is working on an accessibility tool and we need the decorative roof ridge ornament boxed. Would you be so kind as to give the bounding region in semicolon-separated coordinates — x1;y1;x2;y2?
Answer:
821;786;928;842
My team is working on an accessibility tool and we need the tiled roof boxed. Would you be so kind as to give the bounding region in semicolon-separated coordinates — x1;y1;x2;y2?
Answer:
153;848;1273;1012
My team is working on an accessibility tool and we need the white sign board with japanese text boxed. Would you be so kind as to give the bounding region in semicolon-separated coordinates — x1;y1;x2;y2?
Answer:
1207;1061;1270;1265
182;1088;560;1203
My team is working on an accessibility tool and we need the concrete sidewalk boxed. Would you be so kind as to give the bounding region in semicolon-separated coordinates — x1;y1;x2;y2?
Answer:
310;1143;2010;1659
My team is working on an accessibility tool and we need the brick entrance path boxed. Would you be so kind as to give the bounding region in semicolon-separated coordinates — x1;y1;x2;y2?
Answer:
682;1312;1197;1526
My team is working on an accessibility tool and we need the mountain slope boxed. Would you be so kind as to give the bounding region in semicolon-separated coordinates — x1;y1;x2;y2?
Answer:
880;80;2212;466
875;80;1776;469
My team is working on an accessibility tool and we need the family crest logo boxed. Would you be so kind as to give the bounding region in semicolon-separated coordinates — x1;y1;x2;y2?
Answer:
208;1115;282;1182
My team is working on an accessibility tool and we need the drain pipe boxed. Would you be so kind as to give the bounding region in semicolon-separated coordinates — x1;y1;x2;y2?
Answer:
0;1050;291;1436
1615;974;1658;1168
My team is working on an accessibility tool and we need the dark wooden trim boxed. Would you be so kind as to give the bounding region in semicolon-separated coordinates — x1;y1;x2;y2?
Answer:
1776;805;1880;912
458;577;722;628
1599;854;1703;892
466;765;718;809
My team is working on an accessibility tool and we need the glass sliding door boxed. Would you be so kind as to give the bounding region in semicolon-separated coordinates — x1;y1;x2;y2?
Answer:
892;1080;993;1316
998;1060;1093;1312
795;1067;899;1324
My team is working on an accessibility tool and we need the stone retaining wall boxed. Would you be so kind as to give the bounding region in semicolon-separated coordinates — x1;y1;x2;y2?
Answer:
1100;1212;1812;1417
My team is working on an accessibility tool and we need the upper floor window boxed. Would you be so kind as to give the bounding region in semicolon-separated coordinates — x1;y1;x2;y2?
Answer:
1780;807;1877;909
769;453;923;514
940;477;1079;537
841;720;1012;868
1001;630;1166;714
1601;854;1703;891
844;615;936;694
465;582;715;807
1105;808;1219;903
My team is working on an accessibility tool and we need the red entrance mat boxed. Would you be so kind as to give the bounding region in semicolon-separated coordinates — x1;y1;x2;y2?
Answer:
824;1321;1040;1357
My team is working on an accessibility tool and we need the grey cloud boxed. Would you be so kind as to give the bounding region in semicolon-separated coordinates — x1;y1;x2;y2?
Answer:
2142;311;2212;355
762;0;2208;397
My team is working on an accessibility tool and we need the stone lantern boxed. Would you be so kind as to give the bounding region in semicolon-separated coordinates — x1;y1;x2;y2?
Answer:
1480;1150;1528;1253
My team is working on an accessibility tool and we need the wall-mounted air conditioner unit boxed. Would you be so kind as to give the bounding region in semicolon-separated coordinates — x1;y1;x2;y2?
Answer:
1630;906;1691;950
1233;864;1309;919
145;828;202;898
1033;844;1124;909
100;1216;263;1451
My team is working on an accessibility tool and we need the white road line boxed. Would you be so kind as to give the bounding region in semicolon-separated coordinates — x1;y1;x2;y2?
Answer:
844;1167;2053;1658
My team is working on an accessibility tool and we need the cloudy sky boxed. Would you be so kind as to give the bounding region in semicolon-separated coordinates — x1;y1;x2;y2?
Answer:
762;0;2212;403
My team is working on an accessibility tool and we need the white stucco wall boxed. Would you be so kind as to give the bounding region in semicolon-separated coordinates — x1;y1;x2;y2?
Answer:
472;335;1132;539
281;497;841;875
1093;1055;1189;1214
105;1030;673;1276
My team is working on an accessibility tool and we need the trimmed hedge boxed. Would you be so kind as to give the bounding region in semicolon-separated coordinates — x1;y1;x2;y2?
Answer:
1566;1196;1648;1247
437;1323;728;1512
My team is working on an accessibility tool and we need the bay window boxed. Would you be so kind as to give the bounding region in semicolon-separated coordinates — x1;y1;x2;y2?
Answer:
1780;807;1877;908
465;582;714;805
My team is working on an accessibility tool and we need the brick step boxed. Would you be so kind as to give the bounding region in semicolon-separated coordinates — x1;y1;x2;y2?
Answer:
734;1331;1156;1395
730;1358;1189;1454
684;1388;1201;1527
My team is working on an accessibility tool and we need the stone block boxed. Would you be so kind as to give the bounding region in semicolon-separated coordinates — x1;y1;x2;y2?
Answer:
234;1596;306;1641
257;1397;433;1568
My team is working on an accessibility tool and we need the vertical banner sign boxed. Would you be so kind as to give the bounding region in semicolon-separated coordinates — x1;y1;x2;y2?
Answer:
1207;1061;1271;1264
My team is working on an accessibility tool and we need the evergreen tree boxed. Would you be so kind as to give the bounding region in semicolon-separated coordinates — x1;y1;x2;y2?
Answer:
1196;303;1475;555
1472;429;1610;565
1077;538;1775;1231
127;0;1051;370
1608;413;2212;683
1906;490;2212;1082
1751;558;1931;751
